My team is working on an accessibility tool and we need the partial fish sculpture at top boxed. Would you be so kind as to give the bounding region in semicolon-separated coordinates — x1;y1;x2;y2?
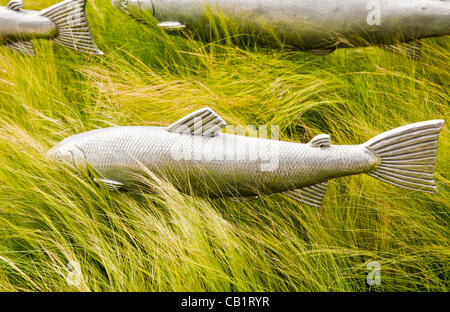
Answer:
47;108;445;207
0;0;103;55
112;0;450;59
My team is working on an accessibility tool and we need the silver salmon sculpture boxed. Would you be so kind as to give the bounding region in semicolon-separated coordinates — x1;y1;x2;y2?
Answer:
48;107;445;207
111;0;450;58
0;0;102;55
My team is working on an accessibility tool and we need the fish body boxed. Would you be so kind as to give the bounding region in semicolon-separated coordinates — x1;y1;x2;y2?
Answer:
0;7;56;41
48;126;377;196
0;0;102;55
48;108;445;206
112;0;450;55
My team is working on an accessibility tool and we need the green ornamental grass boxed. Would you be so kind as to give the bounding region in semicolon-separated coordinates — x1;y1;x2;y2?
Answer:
0;0;448;291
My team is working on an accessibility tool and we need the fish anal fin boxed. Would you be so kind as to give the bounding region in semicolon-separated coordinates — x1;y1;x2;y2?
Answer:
284;181;328;207
5;40;35;56
7;0;23;11
94;178;124;191
310;134;331;148
167;107;227;137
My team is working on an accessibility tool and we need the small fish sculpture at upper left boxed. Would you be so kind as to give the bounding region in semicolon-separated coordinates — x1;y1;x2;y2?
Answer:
0;0;103;55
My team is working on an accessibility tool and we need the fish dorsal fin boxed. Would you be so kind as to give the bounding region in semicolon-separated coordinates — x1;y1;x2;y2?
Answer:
5;40;35;56
284;181;328;207
167;107;227;137
7;0;23;11
310;134;331;148
157;21;186;30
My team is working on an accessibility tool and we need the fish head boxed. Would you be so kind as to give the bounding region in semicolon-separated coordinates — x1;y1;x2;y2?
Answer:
47;140;87;169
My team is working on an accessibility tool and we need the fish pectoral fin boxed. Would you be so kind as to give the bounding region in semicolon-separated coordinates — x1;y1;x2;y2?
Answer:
382;40;422;60
94;178;124;191
157;21;186;30
5;40;35;56
167;107;227;137
7;0;24;11
284;181;329;208
309;134;331;148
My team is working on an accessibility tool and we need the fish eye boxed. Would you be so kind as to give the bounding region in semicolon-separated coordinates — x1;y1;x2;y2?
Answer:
54;150;75;164
54;151;64;162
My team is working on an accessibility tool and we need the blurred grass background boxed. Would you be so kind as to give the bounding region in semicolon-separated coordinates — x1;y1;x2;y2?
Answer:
0;0;448;291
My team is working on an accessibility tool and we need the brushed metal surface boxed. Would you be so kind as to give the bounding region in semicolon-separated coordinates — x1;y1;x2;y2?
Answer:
0;5;56;41
112;0;450;50
48;125;378;197
47;108;444;202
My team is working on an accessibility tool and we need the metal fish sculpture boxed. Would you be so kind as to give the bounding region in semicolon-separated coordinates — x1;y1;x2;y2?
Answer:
111;0;450;59
47;107;444;207
0;0;103;55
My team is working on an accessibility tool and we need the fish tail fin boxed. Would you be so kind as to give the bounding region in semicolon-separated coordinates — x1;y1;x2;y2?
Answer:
5;40;35;56
363;120;445;193
40;0;103;55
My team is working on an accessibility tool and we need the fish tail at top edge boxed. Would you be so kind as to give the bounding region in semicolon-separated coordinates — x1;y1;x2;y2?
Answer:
40;0;103;55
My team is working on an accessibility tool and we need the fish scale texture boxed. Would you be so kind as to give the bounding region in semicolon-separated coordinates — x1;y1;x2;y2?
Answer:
135;0;450;49
64;126;375;197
